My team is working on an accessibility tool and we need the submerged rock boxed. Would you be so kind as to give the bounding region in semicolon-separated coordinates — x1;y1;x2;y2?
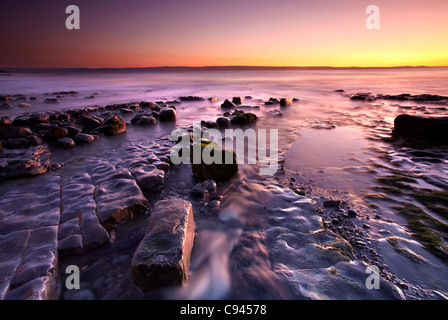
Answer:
131;199;195;291
393;114;448;140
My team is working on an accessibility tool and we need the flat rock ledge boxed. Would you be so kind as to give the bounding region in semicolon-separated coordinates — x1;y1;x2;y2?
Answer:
131;199;195;292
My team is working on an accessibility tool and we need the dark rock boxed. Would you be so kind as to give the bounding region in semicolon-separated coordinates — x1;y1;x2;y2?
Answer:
245;96;253;100
0;126;32;139
131;114;157;125
5;138;28;149
202;179;217;193
25;135;42;146
65;126;82;137
179;96;204;101
191;140;238;181
0;117;13;126
103;116;126;136
323;200;341;207
76;114;102;131
230;115;247;125
158;108;177;122
74;133;95;145
208;97;218;102
0;95;12;102
232;97;242;104
190;183;209;200
44;98;60;103
221;99;236;109
1;103;13;109
44;126;68;141
201;120;219;129
280;98;292;107
131;199;195;291
18;103;31;108
350;93;375;101
242;112;258;124
393;114;448;139
58;137;75;148
348;210;357;218
120;108;134;114
216;117;231;128
28;113;50;125
140;101;158;108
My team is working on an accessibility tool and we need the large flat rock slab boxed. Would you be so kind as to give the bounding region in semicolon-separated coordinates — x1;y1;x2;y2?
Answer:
0;174;60;300
131;199;195;291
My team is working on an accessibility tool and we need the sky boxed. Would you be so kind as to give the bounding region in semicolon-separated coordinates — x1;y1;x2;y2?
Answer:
0;0;447;68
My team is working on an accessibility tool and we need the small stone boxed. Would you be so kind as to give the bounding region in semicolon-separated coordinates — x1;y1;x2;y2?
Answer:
348;210;357;218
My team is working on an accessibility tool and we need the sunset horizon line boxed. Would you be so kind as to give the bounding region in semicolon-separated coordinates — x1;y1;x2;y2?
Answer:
3;65;447;71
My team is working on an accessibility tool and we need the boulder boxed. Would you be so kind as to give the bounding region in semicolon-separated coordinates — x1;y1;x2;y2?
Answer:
131;199;195;291
103;116;126;136
43;126;68;141
158;108;177;122
393;114;448;139
280;98;292;107
230;115;247;126
221;99;236;109
58;137;75;148
216;117;231;128
232;97;242;105
74;133;95;145
131;114;157;125
191;140;238;181
76;114;102;131
243;112;258;124
0;126;32;139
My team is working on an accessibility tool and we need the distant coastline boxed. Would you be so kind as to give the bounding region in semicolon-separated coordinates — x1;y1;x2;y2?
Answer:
1;65;447;74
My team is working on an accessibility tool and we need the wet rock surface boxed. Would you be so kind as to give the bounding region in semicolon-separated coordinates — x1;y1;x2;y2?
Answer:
131;199;195;291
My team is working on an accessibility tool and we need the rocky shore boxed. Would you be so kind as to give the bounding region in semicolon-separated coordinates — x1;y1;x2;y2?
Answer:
1;90;448;300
